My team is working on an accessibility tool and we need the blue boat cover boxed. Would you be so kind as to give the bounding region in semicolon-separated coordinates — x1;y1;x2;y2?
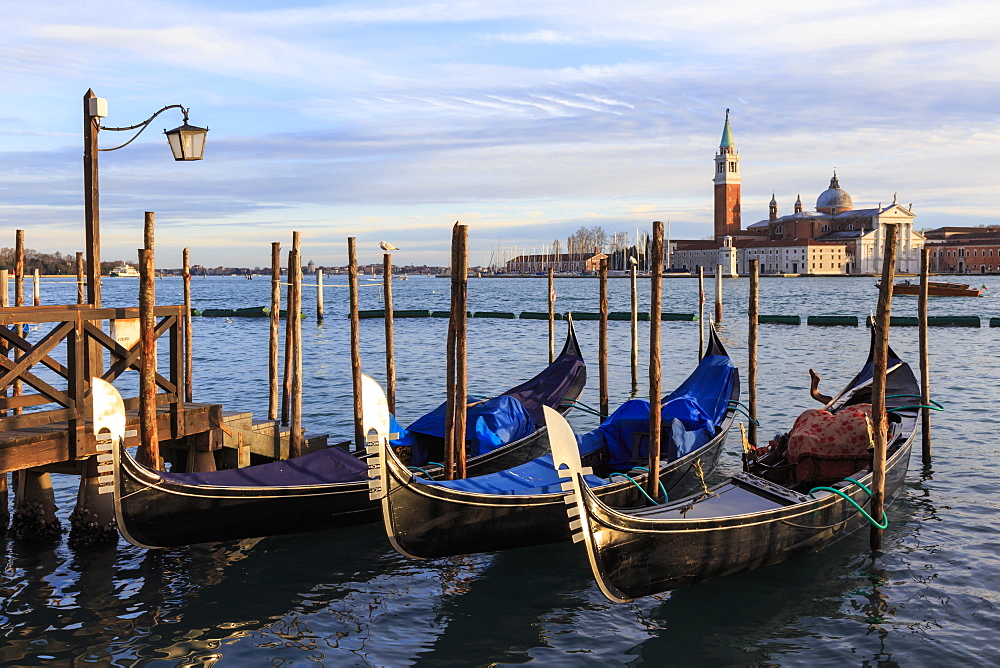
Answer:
416;352;736;496
391;395;536;464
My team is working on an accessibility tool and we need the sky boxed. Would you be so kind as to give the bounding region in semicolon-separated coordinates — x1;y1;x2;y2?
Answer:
1;0;998;268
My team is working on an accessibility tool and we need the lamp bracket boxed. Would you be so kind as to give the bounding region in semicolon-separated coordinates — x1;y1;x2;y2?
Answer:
98;104;187;152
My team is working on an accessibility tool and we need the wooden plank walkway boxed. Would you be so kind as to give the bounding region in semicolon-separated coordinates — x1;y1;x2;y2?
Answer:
0;403;220;473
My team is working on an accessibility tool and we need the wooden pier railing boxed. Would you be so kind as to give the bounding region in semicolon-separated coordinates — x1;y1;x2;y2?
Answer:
0;303;184;462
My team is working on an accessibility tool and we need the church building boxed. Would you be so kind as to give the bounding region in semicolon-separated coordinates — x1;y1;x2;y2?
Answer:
671;112;924;276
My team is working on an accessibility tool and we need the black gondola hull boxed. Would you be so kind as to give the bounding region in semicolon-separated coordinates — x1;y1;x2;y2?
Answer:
377;425;729;559
109;322;586;549
373;327;739;559
579;436;913;601
556;330;921;602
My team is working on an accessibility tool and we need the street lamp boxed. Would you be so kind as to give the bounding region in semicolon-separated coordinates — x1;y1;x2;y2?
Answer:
83;89;208;306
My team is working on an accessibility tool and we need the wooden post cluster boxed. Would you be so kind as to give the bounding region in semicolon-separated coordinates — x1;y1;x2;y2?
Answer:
646;221;664;500
289;233;303;458
383;252;396;413
870;223;899;551
919;247;932;465
183;247;193;403
548;267;555;364
698;266;705;359
445;223;469;479
348;237;364;451
599;257;609;418
748;259;759;446
269;242;281;421
138;212;160;469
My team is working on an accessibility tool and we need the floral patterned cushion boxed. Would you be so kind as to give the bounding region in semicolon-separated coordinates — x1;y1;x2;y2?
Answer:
786;404;875;483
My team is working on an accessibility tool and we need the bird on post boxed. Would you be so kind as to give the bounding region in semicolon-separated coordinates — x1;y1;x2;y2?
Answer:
379;241;399;251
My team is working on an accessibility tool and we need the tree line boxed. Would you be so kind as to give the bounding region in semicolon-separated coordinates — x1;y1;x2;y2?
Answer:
0;247;135;275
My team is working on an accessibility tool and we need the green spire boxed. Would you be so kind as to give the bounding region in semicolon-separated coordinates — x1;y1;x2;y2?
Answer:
720;108;734;148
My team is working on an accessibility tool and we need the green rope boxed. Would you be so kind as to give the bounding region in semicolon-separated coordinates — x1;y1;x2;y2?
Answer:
808;476;888;529
885;395;944;410
608;466;668;505
728;405;760;426
407;466;435;479
610;472;664;506
887;404;944;413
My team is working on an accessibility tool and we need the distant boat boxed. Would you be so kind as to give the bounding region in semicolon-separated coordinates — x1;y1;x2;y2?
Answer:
109;264;139;278
878;280;984;297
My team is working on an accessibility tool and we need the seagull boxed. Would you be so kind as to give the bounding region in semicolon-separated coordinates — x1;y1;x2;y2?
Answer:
379;241;399;252
628;256;638;266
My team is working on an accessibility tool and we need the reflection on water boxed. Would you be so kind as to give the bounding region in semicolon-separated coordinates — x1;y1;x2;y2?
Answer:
2;276;1000;664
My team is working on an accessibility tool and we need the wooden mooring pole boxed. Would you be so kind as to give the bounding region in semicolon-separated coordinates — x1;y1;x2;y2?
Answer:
748;259;759;447
548;267;555;364
14;230;24;415
1;269;7;418
76;252;85;305
33;269;40;306
646;221;664;501
348;237;364;451
919;247;932;465
715;263;723;323
316;269;325;324
454;224;469;479
281;234;299;427
183;248;193;403
269;242;281;421
290;239;303;459
630;257;638;389
383;252;396;414
870;223;898;551
599;257;609;418
138;212;160;469
698;266;705;359
444;224;466;480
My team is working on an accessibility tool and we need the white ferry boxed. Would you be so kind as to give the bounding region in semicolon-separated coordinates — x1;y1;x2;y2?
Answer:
109;263;140;278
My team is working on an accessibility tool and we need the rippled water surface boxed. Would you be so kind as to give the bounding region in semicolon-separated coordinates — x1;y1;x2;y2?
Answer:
2;274;999;665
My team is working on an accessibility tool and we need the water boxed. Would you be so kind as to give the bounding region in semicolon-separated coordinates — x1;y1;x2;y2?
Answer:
3;274;999;665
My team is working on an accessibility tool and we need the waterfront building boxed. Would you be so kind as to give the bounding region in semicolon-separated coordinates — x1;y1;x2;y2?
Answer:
747;174;924;274
736;238;849;275
923;226;1000;273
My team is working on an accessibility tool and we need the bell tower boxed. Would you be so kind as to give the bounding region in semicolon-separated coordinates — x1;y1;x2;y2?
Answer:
713;109;741;241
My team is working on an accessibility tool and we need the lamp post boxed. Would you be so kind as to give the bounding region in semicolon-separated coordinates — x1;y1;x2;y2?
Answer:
83;89;208;306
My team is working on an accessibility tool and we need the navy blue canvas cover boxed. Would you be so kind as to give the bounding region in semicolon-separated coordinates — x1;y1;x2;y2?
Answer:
391;395;536;464
417;351;736;496
161;445;369;487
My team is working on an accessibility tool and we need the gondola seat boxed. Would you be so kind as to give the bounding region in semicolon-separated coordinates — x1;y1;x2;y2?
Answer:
785;404;874;483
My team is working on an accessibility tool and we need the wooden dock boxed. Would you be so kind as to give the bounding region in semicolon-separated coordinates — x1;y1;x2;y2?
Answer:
0;302;326;543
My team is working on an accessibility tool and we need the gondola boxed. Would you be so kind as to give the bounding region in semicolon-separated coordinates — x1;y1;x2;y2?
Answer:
93;320;586;549
368;327;739;559
548;331;920;602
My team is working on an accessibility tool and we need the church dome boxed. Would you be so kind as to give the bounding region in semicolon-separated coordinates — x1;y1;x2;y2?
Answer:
816;172;852;213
